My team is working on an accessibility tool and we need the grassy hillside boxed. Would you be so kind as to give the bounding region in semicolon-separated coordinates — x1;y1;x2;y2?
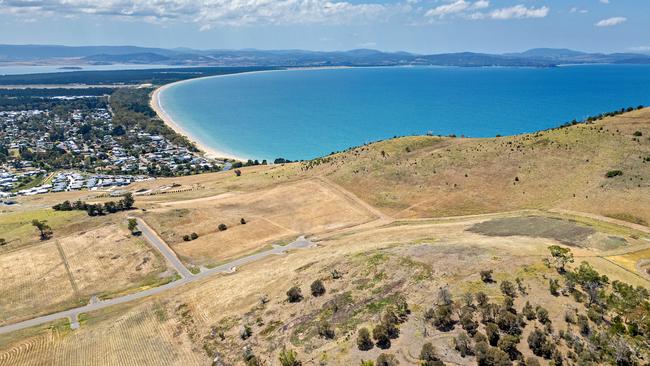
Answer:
300;108;650;222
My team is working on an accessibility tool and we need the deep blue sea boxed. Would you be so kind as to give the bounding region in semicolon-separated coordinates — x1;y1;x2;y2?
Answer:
159;65;650;161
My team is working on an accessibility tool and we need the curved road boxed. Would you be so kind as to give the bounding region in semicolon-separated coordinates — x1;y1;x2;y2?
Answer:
0;220;314;335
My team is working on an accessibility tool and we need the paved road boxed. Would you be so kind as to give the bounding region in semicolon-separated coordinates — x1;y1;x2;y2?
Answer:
0;230;314;335
135;218;193;279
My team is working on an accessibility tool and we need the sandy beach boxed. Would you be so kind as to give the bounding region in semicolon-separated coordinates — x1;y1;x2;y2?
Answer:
150;80;251;162
149;67;352;162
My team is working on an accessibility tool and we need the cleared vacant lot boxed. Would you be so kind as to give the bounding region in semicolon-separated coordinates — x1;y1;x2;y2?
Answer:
142;179;375;266
0;214;172;325
0;242;78;326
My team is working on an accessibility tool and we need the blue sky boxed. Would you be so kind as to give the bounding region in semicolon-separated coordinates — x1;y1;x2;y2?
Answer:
0;0;648;54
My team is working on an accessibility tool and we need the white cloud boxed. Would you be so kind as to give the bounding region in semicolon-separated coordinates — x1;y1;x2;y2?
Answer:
0;0;389;27
600;0;610;4
488;5;549;20
426;2;548;21
425;0;489;18
595;16;627;27
426;0;471;18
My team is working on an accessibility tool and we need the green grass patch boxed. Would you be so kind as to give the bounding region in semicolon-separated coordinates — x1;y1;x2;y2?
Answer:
605;213;648;226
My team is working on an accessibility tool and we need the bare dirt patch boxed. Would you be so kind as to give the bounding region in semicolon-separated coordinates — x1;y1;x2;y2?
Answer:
467;215;597;246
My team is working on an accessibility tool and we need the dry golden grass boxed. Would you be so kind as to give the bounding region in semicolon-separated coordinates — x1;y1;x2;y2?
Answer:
0;241;78;326
0;303;209;366
0;214;171;325
59;222;172;298
141;179;375;265
2;212;647;365
297;109;650;223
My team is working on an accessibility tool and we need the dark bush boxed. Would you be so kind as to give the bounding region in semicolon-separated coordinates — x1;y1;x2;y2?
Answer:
310;279;325;297
500;280;517;298
218;223;228;231
497;334;521;360
316;320;335;339
190;232;198;240
357;328;373;351
419;342;444;366
486;322;499;346
286;286;303;303
527;328;553;358
605;170;623;178
373;324;391;349
454;331;474;357
480;270;494;283
376;353;398;366
475;341;512;366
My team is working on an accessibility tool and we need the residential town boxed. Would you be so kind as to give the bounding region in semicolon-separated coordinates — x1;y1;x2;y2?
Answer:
0;91;224;198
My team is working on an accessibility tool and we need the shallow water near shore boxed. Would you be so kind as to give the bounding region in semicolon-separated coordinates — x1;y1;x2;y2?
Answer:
159;65;650;161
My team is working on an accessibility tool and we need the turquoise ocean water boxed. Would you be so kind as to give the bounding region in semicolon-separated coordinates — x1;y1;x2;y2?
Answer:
159;65;650;161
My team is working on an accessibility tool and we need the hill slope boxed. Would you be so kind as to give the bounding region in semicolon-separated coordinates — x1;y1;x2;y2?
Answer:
298;108;650;224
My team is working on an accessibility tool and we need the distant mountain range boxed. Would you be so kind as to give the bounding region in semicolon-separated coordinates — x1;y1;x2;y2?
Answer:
1;44;649;68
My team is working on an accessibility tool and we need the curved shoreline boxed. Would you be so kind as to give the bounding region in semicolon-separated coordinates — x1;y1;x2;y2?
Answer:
151;76;253;162
150;66;352;162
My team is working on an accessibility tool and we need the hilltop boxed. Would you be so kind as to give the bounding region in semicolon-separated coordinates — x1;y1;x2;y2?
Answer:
0;108;648;365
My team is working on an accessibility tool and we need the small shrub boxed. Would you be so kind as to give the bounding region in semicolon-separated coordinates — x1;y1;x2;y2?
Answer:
286;286;303;303
486;322;499;346
278;348;301;366
242;346;259;366
522;301;536;320
310;279;325;297
240;218;247;224
527;328;553;358
549;278;560;296
218;223;228;231
605;170;623;178
633;131;643;137
357;328;374;351
316;320;335;339
239;324;252;340
375;353;398;366
454;331;474;357
535;306;550;325
419;342;444;366
525;357;541;366
372;324;391;349
476;291;489;307
480;270;494;283
0;238;6;246
430;304;455;331
500;280;517;297
190;232;198;240
497;334;521;360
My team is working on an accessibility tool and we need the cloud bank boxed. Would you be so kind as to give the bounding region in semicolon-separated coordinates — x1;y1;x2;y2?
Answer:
595;16;627;27
425;1;548;21
0;0;389;27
